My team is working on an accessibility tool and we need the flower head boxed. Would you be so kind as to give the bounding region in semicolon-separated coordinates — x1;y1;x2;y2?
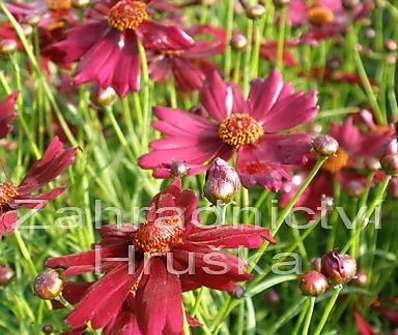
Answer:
45;180;275;334
46;0;194;96
0;92;18;139
139;69;319;191
0;137;77;238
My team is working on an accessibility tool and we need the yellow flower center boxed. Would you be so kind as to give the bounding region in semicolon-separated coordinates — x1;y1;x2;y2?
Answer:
322;148;349;173
218;114;264;147
0;182;18;206
108;0;149;32
308;6;335;26
46;0;72;11
132;215;183;255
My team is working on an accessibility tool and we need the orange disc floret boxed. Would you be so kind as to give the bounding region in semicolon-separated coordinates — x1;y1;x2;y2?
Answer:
108;0;149;32
0;182;18;206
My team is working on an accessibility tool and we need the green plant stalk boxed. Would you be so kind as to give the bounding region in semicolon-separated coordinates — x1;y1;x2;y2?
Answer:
302;297;316;335
313;286;342;335
224;0;234;79
251;15;266;77
276;7;287;70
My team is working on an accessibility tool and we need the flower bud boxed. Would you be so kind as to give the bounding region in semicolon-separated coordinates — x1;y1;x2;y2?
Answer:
311;257;322;272
365;157;381;171
385;138;398;155
346;180;364;198
0;265;14;286
351;271;368;287
42;324;54;334
299;271;329;296
381;154;398;176
231;32;248;51
273;0;290;8
313;135;339;156
24;13;41;26
246;4;266;20
327;56;342;70
21;24;33;37
204;158;240;205
385;39;397;52
34;270;64;300
95;87;117;107
342;0;360;10
321;251;357;284
229;286;245;299
365;28;376;39
72;0;90;8
265;289;280;305
386;54;397;65
0;40;18;55
170;161;189;177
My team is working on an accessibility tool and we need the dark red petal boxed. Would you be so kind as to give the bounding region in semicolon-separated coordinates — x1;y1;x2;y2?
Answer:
0;91;18;139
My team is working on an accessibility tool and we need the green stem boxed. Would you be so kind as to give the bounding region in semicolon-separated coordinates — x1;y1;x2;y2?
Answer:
302;297;316;335
313;286;342;335
224;0;234;79
276;7;287;70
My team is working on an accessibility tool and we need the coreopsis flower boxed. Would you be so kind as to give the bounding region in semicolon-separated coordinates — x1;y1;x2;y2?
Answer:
148;24;225;91
280;115;391;213
0;137;76;237
260;39;299;67
46;0;195;96
45;180;275;334
288;0;373;41
7;1;77;31
0;92;18;139
139;69;319;190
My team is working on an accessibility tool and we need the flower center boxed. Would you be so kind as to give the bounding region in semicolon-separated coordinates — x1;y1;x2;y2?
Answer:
322;148;348;173
308;6;335;26
0;182;18;206
218;114;264;147
132;215;183;254
46;0;72;11
108;0;149;32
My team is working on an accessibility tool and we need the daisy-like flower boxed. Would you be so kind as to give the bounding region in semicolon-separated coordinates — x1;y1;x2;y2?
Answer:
7;0;77;31
46;180;275;334
0;92;18;139
0;137;77;237
280;114;391;214
149;24;225;91
46;0;195;96
288;0;373;42
139;69;319;190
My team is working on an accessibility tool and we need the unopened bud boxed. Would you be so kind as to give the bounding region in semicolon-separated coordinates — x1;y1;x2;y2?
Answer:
321;250;357;284
231;32;248;51
34;270;64;300
229;286;245;299
246;4;266;20
265;289;280;305
21;24;33;37
313;135;339;156
170;161;189;177
351;271;368;287
342;0;360;10
311;257;322;272
381;154;398;176
204;158;240;205
365;28;376;39
299;271;329;296
95;87;117;107
24;13;41;26
0;39;18;55
0;265;14;286
385;39;397;52
365;157;381;171
42;324;54;334
72;0;90;8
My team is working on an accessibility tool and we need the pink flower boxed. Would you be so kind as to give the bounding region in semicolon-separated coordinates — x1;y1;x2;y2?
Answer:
0;137;77;237
148;24;225;91
0;92;18;139
46;0;195;96
46;180;275;334
139;69;319;191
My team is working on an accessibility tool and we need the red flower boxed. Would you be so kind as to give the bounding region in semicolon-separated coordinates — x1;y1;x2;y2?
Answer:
46;180;275;334
139;69;318;190
280;115;391;213
0;92;18;139
0;137;77;237
149;24;225;91
260;40;299;67
353;307;378;335
46;0;195;96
